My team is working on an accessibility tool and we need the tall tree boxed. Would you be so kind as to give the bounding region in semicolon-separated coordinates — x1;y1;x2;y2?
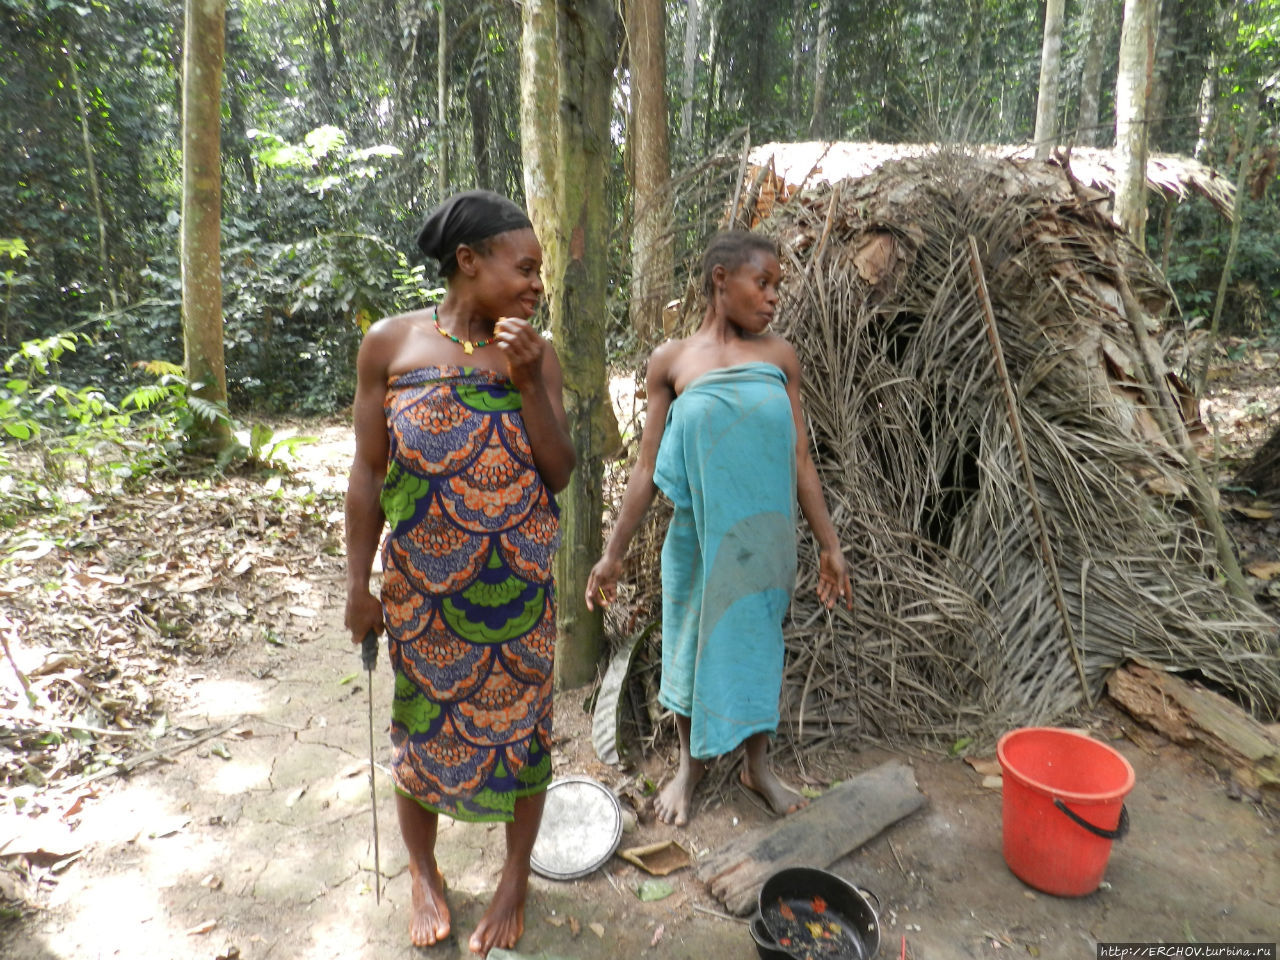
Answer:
789;0;808;116
181;0;231;452
808;0;833;137
626;0;673;343
1145;0;1178;150
1076;0;1113;146
679;0;702;145
520;0;618;689
1113;0;1156;243
1194;3;1233;160
437;0;450;198
1033;0;1066;158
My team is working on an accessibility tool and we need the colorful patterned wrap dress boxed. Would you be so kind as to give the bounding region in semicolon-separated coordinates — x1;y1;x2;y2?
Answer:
379;365;560;822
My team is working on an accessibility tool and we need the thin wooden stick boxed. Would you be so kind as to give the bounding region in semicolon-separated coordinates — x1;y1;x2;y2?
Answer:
727;127;753;227
57;718;244;791
967;235;1091;703
1114;270;1251;603
0;616;36;709
10;718;140;739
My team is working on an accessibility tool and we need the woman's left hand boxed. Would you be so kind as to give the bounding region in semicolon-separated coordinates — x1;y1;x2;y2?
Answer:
495;318;545;392
816;547;853;610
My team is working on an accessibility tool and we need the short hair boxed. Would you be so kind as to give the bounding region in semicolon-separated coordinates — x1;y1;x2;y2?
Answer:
700;230;778;299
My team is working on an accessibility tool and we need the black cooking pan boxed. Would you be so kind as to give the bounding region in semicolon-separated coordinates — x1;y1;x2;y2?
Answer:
757;867;881;960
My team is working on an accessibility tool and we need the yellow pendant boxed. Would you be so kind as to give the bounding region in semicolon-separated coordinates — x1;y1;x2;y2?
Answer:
463;341;474;355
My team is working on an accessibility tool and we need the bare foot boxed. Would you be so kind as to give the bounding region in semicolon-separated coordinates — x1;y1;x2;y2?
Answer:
740;766;809;817
408;862;450;947
655;761;705;827
468;873;527;956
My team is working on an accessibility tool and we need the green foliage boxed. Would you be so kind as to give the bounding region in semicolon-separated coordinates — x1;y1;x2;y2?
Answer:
1162;197;1280;334
0;333;317;523
234;422;317;473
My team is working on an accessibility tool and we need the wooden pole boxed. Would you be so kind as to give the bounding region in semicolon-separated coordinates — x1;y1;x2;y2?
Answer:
967;236;1091;703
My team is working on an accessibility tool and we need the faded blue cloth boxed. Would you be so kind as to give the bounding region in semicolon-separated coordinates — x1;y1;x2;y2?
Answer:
654;362;798;759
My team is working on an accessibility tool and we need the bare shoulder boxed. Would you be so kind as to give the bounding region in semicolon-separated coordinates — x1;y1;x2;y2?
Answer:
759;333;801;380
364;309;427;346
645;338;685;383
358;309;427;366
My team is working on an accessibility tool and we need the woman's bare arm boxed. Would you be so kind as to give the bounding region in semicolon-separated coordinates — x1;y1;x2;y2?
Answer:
773;339;852;609
585;342;679;609
344;323;394;643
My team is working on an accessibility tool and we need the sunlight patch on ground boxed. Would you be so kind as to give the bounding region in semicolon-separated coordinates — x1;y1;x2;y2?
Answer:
209;759;273;795
179;677;267;722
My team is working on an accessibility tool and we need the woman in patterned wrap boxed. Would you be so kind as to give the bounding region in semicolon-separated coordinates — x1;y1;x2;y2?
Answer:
345;190;575;955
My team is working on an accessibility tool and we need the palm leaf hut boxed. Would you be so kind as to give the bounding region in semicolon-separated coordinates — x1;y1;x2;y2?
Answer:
616;142;1279;752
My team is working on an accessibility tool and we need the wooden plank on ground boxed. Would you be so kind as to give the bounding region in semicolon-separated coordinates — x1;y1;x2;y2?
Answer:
1106;660;1280;791
698;760;926;915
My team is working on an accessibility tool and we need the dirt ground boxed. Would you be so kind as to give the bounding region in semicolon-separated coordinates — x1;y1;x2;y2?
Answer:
7;544;1278;959
6;351;1280;960
7;624;1280;960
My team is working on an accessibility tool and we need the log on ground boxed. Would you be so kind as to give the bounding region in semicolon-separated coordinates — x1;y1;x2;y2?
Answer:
1107;660;1280;791
698;760;926;915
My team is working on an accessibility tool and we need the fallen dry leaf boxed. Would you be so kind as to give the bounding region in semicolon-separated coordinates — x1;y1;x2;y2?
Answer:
589;922;605;939
1232;505;1274;520
650;923;665;947
963;756;1002;778
186;919;217;935
568;916;581;937
545;915;565;928
1245;560;1280;580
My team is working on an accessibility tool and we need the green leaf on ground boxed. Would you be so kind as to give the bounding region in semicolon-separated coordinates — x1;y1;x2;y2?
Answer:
635;879;674;902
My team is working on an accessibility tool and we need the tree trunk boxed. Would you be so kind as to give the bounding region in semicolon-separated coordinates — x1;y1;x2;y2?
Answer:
626;0;673;345
309;0;332;100
65;50;117;310
520;0;618;690
788;0;806;116
181;0;231;452
808;0;832;138
1194;5;1231;161
520;0;559;225
967;0;983;84
1145;0;1175;151
1113;0;1155;244
468;36;493;191
1033;0;1065;159
323;0;346;74
702;12;719;148
1076;0;1111;146
437;0;449;199
679;0;701;144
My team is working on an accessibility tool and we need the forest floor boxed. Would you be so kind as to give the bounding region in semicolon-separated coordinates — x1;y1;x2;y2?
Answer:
2;338;1279;960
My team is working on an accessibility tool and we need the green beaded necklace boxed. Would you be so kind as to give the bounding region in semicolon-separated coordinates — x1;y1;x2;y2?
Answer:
433;307;492;355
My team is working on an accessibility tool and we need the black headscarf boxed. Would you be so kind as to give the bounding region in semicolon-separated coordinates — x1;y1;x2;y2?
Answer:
414;190;533;277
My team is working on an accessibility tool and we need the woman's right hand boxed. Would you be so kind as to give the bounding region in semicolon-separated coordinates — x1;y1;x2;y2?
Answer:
585;555;622;611
345;588;384;644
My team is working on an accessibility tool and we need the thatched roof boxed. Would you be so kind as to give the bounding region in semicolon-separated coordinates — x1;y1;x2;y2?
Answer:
746;141;1237;219
615;146;1277;752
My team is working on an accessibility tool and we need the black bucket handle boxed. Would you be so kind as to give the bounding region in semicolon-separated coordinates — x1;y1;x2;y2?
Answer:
1053;798;1129;841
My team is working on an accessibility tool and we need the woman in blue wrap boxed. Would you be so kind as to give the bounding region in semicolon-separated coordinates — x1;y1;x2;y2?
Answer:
586;230;852;827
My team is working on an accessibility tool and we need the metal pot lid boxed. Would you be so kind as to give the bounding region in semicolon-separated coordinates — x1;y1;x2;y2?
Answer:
529;776;623;880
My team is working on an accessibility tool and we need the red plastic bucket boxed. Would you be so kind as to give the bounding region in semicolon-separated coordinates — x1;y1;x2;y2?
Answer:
996;727;1134;897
